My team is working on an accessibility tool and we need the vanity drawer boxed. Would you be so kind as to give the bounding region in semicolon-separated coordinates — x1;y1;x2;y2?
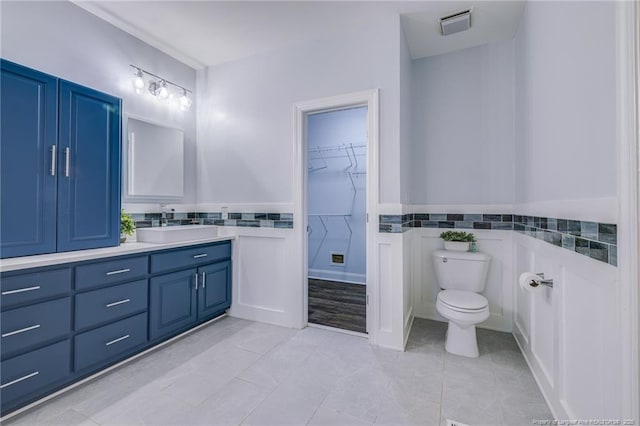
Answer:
1;268;71;309
76;256;148;291
150;242;231;274
0;340;71;411
75;279;148;331
1;298;71;358
74;312;147;372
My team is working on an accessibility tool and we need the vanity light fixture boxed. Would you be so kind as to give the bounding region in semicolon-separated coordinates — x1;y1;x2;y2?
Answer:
179;89;192;111
132;67;145;94
130;64;192;111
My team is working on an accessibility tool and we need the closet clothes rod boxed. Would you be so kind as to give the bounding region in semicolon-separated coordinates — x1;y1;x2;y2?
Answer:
308;143;366;154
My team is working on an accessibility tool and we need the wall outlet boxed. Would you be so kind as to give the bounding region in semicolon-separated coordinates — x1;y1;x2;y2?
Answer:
221;206;229;220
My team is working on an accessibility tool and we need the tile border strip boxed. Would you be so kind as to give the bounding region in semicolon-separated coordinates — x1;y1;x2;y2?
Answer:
379;213;617;267
129;212;294;230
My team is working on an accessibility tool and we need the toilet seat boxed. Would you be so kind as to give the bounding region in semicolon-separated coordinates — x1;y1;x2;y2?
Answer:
437;290;488;313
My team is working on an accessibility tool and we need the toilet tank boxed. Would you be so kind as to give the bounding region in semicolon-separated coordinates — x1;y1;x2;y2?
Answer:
432;250;491;292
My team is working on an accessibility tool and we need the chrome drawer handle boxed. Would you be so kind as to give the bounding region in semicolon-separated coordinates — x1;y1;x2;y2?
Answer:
106;299;130;308
64;147;70;177
50;145;56;176
193;254;208;259
106;268;130;276
2;286;41;296
105;334;130;346
2;324;41;338
0;371;39;389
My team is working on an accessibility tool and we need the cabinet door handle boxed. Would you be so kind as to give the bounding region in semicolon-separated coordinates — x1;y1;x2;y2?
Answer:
106;268;130;276
202;272;206;288
105;334;130;346
2;285;40;296
50;145;56;176
0;371;39;389
194;273;198;291
106;298;130;308
2;324;41;338
64;147;70;177
193;254;208;259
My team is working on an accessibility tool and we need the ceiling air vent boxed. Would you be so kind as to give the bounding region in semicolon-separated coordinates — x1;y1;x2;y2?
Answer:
440;9;472;36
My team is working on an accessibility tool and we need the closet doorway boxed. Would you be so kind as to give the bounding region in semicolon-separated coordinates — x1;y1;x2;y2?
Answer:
305;106;368;334
294;90;378;341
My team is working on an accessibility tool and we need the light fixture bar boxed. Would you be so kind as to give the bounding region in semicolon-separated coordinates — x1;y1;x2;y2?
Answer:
129;64;192;94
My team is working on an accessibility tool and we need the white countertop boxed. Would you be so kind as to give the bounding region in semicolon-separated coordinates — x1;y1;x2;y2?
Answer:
0;236;235;273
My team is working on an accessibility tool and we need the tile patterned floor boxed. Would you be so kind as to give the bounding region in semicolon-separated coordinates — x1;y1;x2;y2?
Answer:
4;317;553;426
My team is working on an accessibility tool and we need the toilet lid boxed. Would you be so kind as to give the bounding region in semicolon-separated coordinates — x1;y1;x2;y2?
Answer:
438;290;488;311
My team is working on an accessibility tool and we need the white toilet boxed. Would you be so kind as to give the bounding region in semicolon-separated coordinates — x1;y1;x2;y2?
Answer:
432;250;491;358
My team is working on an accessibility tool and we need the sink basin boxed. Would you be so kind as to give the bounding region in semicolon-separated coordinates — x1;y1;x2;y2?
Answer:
136;225;218;243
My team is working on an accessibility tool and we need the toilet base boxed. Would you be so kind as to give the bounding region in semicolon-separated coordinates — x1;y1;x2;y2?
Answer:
445;321;479;358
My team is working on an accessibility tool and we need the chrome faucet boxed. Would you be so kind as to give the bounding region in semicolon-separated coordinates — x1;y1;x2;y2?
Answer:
160;203;170;227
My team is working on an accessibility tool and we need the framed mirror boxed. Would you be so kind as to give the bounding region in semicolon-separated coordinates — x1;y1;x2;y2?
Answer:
126;117;184;199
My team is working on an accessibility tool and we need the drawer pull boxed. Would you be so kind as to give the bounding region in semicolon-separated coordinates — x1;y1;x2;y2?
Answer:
106;298;131;308
105;334;130;346
1;285;41;296
0;371;39;389
106;268;131;276
2;324;41;338
193;254;208;259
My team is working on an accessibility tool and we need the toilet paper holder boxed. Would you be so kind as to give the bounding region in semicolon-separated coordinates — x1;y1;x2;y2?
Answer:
532;273;554;288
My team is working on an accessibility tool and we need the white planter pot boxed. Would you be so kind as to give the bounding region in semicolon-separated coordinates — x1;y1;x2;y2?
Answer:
444;241;470;252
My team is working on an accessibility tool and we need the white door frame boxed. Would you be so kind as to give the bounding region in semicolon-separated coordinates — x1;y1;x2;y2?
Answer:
615;0;639;420
293;89;379;342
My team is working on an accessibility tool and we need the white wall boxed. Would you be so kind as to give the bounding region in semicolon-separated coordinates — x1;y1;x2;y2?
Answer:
409;41;515;205
510;1;627;420
513;1;616;211
196;16;401;205
0;1;198;205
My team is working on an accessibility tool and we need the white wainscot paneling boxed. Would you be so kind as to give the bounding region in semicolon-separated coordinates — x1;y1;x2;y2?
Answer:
226;227;302;328
374;232;406;351
412;228;514;332
512;233;620;420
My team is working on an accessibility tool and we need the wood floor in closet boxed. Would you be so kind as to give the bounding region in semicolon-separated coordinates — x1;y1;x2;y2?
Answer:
308;278;366;333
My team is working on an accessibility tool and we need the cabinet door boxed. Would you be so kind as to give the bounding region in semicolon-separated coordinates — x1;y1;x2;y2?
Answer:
0;60;57;258
57;81;121;252
198;261;231;320
149;269;197;340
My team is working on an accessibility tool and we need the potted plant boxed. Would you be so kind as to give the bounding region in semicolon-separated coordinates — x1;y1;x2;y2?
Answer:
120;210;135;243
440;230;475;252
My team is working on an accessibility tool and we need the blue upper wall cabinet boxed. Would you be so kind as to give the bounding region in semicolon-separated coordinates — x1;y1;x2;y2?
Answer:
0;60;121;258
57;82;121;252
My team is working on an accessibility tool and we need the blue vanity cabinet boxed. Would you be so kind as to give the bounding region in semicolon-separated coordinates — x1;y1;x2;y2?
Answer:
57;81;121;252
149;268;198;340
0;60;121;258
0;60;58;258
149;241;232;340
0;240;232;416
198;260;232;320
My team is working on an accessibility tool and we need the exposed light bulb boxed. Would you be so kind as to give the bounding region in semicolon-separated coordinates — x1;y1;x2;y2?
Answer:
132;68;145;94
179;89;192;111
157;80;169;100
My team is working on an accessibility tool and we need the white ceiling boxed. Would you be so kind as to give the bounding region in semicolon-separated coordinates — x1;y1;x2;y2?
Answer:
71;1;525;69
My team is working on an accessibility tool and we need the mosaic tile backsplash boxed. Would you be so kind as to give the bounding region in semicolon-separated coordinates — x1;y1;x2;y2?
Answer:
379;213;617;267
130;212;294;230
